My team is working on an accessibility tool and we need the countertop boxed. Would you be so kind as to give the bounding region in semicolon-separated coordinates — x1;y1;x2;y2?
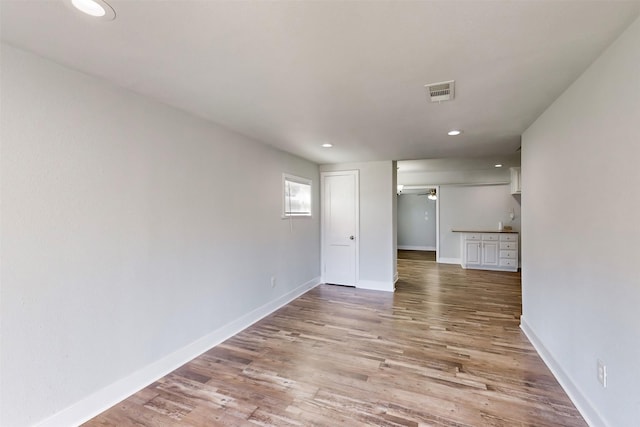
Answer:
452;229;519;234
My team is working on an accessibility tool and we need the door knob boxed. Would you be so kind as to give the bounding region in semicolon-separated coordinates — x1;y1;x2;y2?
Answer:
349;235;355;240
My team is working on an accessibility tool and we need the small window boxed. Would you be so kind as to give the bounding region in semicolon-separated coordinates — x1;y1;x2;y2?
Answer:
283;174;312;218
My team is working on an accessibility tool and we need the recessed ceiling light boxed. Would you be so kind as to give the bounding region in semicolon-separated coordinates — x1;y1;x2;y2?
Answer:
321;143;333;148
70;0;115;20
447;130;462;136
494;164;503;168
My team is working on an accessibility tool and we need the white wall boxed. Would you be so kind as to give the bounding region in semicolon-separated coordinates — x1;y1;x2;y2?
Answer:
398;168;510;186
0;45;320;427
320;161;395;291
397;194;437;250
438;185;521;263
521;16;640;427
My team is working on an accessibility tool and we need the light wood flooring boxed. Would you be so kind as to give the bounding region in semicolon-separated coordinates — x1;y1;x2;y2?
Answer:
398;250;436;262
84;255;586;426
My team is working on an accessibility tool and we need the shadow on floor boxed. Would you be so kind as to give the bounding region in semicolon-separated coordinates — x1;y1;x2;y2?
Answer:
398;250;436;262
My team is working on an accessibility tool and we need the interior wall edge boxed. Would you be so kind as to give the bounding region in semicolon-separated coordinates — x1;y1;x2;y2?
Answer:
356;279;395;293
520;317;607;427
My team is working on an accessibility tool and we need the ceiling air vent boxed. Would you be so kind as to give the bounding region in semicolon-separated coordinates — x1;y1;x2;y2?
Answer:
425;80;455;102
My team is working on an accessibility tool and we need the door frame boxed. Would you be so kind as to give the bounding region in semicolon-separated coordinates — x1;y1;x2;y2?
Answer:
434;184;441;263
320;170;360;286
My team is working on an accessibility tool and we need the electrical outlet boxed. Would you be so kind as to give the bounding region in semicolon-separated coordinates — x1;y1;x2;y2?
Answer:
270;276;276;288
597;359;607;388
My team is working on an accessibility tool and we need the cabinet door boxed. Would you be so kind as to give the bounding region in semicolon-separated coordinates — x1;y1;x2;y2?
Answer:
464;241;482;266
482;241;499;267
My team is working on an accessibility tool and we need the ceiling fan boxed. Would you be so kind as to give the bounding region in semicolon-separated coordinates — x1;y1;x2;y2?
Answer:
414;188;437;200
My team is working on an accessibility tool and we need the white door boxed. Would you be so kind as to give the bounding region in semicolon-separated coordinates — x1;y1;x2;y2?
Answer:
321;171;358;286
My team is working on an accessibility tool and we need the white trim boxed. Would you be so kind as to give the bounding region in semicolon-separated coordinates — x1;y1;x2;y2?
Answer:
434;185;440;263
463;266;518;272
357;279;395;292
35;277;321;427
397;245;436;251
520;317;607;427
320;170;359;287
393;271;399;284
437;257;461;265
437;181;510;187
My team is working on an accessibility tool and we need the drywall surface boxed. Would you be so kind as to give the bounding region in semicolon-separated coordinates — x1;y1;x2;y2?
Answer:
397;194;436;250
0;45;320;426
438;185;521;262
398;168;510;186
521;16;640;427
320;161;395;290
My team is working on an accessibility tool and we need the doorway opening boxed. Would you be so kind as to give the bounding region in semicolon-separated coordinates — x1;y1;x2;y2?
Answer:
396;185;440;263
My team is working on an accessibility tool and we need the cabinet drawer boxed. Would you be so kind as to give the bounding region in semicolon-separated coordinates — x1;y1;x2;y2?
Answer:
500;250;517;259
482;234;499;241
499;242;518;250
465;233;482;241
500;234;517;242
500;259;517;267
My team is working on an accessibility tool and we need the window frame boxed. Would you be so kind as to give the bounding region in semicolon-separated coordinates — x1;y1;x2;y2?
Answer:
282;173;312;219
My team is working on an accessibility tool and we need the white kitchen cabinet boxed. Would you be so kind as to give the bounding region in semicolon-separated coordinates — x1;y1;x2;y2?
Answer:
458;232;518;272
510;167;521;194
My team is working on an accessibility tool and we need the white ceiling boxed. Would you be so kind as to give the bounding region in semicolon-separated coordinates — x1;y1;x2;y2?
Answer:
2;1;639;165
399;154;521;174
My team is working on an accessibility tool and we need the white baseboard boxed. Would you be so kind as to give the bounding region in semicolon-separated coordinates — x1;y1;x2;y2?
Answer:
462;265;518;273
397;245;436;251
437;257;461;265
520;316;607;427
35;276;321;427
357;279;395;292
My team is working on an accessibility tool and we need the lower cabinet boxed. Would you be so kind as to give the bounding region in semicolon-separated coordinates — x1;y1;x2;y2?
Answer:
460;232;518;272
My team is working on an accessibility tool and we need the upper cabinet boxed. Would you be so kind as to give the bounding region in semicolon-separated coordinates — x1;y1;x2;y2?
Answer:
510;167;521;194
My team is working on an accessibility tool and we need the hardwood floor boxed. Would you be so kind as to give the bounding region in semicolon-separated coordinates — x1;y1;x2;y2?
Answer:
398;250;436;262
84;257;586;426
